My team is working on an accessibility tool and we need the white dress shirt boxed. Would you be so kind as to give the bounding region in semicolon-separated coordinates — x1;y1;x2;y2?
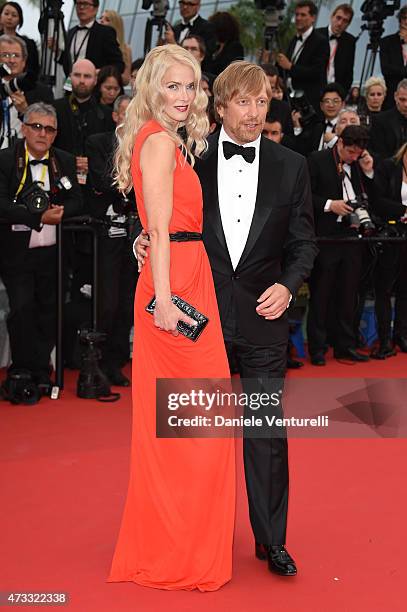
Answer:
178;14;199;44
28;154;56;248
217;126;261;270
327;25;338;83
70;20;95;62
401;181;407;207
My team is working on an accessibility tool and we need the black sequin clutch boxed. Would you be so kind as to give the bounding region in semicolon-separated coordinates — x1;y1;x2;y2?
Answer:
145;295;209;341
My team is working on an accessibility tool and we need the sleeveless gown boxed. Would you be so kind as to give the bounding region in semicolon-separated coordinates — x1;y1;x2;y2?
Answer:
108;120;236;591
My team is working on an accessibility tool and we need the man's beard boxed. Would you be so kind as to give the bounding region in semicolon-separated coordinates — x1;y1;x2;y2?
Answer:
72;84;94;101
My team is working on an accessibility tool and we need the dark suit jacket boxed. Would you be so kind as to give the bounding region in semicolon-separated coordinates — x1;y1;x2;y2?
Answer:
0;142;83;268
268;98;294;137
195;133;317;345
380;33;407;107
308;148;374;237
372;157;406;221
173;15;217;70
316;27;356;94
62;22;124;76
370;107;407;160
284;29;330;111
86;131;117;218
52;96;115;156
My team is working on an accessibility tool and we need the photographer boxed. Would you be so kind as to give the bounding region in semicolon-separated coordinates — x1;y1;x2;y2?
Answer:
0;102;82;394
0;34;53;149
370;142;407;359
276;0;329;112
164;0;216;71
379;5;407;109
307;125;374;364
293;82;346;155
86;95;138;387
53;59;114;189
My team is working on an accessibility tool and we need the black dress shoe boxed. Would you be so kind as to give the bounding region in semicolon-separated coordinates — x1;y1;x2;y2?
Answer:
334;348;369;362
371;340;396;360
104;368;130;387
394;336;407;353
287;357;304;369
310;352;326;366
255;542;297;576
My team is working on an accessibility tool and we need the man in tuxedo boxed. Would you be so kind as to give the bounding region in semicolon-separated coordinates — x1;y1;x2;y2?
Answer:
164;0;216;70
0;103;82;392
59;0;124;77
293;82;346;155
276;0;329;112
316;3;356;95
136;61;317;576
380;5;407;109
0;35;54;148
261;63;294;137
307;125;374;365
86;95;138;387
370;78;407;159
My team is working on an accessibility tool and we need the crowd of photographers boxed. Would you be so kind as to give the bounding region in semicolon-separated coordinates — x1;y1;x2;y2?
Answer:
0;0;407;403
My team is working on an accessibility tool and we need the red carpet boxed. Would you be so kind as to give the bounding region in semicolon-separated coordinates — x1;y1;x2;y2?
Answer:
1;354;406;611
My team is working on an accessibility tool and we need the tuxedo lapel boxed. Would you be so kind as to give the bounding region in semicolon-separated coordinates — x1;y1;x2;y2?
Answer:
236;138;284;269
201;136;229;256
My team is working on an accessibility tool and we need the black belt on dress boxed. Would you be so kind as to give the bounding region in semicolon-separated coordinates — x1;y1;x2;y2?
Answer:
169;232;202;242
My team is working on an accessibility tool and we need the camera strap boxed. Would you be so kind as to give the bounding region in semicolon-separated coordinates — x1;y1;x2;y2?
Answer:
15;145;49;198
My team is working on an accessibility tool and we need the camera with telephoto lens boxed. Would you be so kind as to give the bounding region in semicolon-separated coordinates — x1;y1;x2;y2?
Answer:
0;63;27;98
289;90;317;128
342;193;375;236
142;0;168;18
15;176;73;215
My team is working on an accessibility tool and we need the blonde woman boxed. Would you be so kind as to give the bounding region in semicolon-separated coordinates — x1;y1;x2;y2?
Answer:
100;10;132;85
107;45;235;591
364;76;387;114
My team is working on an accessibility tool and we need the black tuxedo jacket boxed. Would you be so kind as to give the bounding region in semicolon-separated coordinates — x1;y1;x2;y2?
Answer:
195;134;317;345
284;29;330;111
380;33;407;106
372;158;406;221
308;148;374;237
370;107;407;160
0;142;83;268
316;27;356;94
52;97;115;157
62;22;124;76
173;15;217;68
268;98;294;136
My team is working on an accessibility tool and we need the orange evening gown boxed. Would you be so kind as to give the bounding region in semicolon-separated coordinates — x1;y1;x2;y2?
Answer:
108;120;236;591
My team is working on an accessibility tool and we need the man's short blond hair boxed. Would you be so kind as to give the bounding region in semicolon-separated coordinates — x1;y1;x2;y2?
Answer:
213;61;272;114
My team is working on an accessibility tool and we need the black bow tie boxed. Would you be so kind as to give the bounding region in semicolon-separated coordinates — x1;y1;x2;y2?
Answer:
223;141;256;164
181;22;190;29
295;35;303;42
325;120;334;128
29;159;49;166
330;34;339;40
76;26;89;31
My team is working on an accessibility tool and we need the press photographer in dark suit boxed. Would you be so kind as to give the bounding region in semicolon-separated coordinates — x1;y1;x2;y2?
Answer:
0;103;82;391
276;0;329;111
54;0;124;77
0;34;53;149
370;142;407;359
307;125;374;364
86;95;138;387
379;5;407;109
316;3;356;95
164;0;217;70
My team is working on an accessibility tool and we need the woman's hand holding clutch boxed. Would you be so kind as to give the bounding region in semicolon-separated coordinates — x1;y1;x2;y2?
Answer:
153;298;197;337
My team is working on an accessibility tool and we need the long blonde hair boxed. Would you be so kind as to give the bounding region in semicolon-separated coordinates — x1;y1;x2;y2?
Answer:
114;45;209;194
102;10;126;58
